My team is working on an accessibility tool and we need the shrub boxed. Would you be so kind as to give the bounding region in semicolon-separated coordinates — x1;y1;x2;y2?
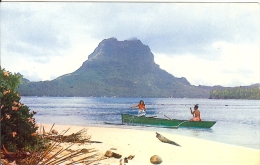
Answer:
1;67;39;152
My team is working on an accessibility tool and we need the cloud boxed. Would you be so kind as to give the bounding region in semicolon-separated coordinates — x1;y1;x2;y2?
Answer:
71;3;258;56
1;2;259;86
2;3;258;56
154;41;259;87
145;3;259;56
1;3;70;60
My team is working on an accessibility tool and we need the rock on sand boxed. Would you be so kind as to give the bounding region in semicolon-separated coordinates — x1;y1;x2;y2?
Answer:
150;155;162;164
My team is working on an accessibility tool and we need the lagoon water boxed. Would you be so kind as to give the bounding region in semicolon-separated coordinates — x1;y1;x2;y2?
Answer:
21;97;260;150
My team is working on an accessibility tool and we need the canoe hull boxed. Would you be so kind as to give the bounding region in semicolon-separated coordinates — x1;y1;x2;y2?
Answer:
121;114;216;128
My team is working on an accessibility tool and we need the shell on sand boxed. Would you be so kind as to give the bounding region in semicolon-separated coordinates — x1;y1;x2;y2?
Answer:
104;150;113;157
104;150;122;158
150;155;162;164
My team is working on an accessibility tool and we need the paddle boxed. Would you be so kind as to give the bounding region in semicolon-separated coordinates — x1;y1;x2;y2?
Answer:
172;121;189;129
190;107;194;117
164;115;173;120
163;115;189;129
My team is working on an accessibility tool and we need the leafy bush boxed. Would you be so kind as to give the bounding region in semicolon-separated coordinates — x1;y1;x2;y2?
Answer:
209;86;260;100
1;67;39;152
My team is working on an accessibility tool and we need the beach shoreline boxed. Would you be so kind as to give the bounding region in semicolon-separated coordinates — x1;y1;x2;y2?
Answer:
39;123;260;165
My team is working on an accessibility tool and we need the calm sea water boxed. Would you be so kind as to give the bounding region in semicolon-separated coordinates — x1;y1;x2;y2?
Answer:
20;97;260;150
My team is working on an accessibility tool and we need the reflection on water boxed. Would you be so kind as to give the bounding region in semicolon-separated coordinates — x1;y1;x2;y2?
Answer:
192;129;201;137
189;128;213;137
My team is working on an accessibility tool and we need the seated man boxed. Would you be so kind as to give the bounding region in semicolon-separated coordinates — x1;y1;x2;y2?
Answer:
190;104;201;121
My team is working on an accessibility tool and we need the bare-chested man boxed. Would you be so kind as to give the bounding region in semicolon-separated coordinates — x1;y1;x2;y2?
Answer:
190;104;201;121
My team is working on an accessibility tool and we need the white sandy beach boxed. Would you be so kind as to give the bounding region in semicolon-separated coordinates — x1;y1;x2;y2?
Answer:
41;124;260;165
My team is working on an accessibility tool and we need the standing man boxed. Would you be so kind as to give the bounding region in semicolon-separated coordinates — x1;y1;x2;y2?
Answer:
131;100;146;117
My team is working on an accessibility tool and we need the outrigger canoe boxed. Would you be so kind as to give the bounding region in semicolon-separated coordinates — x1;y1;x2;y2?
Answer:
121;114;216;128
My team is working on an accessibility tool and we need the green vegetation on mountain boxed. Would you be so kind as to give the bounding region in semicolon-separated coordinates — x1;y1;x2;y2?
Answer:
17;37;258;99
209;84;260;100
18;38;210;98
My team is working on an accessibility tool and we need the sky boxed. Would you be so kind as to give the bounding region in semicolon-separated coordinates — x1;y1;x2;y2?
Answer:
1;2;259;87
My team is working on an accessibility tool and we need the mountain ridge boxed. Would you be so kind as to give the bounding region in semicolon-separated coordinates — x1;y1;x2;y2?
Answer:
17;37;256;98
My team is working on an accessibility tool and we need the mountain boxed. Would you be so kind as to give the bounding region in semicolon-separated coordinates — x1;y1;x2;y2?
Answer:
17;72;30;83
249;83;260;87
18;37;210;98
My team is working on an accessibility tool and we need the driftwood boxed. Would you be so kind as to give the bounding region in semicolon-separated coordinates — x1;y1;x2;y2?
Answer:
44;127;91;144
156;132;181;147
1;124;102;165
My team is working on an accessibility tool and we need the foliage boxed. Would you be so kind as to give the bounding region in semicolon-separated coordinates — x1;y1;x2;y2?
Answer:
17;63;210;98
1;67;39;152
209;86;260;100
17;61;211;98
